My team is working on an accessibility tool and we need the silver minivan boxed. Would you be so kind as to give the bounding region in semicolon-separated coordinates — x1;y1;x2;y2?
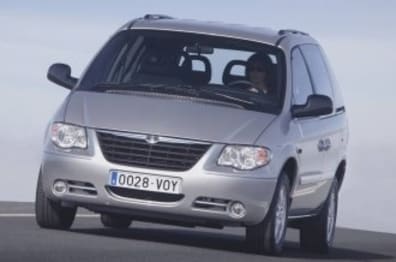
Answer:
35;15;348;255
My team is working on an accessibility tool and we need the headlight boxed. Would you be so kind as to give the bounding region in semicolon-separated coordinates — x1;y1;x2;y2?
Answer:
50;123;87;149
217;145;271;170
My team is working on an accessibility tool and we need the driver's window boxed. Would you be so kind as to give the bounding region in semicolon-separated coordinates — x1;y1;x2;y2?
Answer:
291;48;313;105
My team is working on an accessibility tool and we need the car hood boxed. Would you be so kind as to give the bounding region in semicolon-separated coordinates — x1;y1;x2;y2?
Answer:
64;91;276;144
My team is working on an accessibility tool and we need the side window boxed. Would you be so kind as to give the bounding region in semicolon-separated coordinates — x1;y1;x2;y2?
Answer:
299;45;333;98
291;48;313;105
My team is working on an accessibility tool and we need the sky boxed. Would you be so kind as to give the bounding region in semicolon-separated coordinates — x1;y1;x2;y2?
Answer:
0;1;395;233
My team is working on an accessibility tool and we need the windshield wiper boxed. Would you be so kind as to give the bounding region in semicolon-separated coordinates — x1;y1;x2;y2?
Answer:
198;88;254;105
92;82;142;92
93;82;199;96
195;85;271;107
91;82;261;110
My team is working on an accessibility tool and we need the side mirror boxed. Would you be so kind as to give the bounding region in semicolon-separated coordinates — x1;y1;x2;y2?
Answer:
291;94;333;118
47;63;78;90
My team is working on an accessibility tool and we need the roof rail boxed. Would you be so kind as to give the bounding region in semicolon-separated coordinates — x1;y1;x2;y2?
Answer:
143;14;174;20
278;29;309;36
125;14;174;29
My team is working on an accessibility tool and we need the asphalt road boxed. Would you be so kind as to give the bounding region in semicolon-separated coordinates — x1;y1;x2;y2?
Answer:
0;202;395;262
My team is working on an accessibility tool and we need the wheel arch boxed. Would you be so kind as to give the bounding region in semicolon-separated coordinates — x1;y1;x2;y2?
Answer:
280;157;298;197
335;159;347;190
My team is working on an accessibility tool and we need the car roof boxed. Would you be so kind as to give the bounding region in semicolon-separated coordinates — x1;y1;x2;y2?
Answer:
120;14;316;48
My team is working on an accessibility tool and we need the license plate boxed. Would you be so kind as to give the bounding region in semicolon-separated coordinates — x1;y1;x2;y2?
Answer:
109;170;182;194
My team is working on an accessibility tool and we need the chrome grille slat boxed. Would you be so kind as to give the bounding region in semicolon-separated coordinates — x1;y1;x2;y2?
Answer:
66;180;98;196
99;137;209;153
194;200;229;208
67;184;97;192
192;197;231;212
101;144;203;158
105;152;198;163
105;157;196;170
97;131;211;171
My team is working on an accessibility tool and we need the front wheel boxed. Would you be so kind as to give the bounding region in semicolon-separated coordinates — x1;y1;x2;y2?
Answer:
246;173;290;255
299;179;339;253
35;172;77;229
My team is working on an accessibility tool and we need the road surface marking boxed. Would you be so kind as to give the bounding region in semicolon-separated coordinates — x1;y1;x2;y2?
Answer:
0;213;99;218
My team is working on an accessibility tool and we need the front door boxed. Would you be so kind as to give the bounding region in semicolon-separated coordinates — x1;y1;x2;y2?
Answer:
288;47;328;215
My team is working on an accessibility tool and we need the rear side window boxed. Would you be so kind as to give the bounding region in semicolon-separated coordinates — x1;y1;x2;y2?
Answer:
291;48;313;105
299;45;333;98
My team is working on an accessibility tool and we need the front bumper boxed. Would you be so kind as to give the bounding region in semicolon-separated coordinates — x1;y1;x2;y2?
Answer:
41;132;278;226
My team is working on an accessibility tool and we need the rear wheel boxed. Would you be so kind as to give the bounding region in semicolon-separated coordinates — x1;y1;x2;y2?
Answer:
100;213;132;229
300;179;339;253
35;172;76;229
246;173;290;255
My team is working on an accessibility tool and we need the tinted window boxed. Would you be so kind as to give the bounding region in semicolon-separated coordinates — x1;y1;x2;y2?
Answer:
319;47;344;108
291;48;313;105
78;30;286;114
299;45;333;98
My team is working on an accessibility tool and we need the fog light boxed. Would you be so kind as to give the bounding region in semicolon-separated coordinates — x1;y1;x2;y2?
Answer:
229;201;247;219
53;180;67;195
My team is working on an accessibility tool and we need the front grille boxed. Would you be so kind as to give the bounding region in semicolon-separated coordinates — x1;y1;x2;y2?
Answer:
97;131;211;171
107;186;184;202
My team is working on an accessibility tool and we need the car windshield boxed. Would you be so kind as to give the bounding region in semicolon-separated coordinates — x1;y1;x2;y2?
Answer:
78;30;286;114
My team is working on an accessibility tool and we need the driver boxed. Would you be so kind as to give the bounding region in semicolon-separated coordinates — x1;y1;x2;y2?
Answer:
245;53;273;94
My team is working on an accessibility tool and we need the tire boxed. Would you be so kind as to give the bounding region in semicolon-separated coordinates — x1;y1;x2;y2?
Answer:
246;173;290;255
100;213;132;229
300;179;339;253
35;172;77;229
